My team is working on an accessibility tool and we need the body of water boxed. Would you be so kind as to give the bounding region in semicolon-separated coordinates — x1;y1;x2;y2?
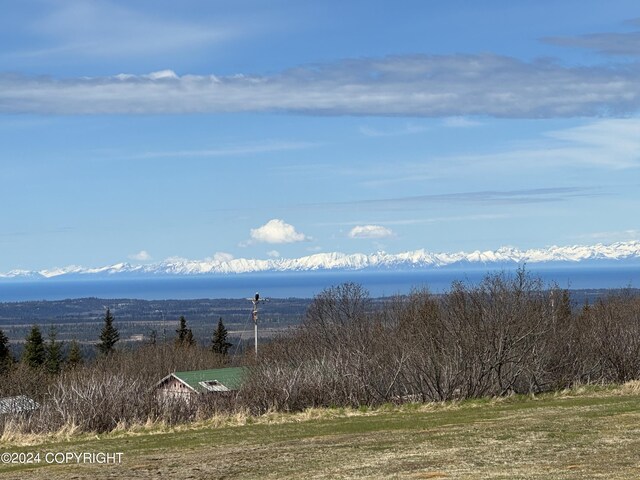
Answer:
0;265;639;301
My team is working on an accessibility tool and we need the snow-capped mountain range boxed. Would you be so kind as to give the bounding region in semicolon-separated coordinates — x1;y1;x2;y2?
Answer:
2;241;640;280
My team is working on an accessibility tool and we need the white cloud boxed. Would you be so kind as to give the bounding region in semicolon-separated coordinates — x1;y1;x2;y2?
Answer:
212;252;234;262
348;225;394;239
266;250;280;258
3;54;640;117
250;219;309;244
128;250;151;261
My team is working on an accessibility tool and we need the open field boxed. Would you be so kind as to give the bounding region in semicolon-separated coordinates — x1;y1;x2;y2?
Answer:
1;383;640;479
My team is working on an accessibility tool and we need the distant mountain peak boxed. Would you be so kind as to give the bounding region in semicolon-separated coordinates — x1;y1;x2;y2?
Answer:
2;240;640;280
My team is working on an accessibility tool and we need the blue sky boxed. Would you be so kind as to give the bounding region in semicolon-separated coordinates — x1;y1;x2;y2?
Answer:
1;0;639;271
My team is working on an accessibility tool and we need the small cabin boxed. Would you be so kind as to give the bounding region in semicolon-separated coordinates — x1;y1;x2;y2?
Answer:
155;367;247;401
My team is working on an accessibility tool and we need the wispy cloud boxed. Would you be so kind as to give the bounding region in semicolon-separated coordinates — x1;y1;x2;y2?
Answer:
544;24;640;56
9;0;232;60
2;54;640;117
316;214;510;227
272;119;640;195
447;118;640;170
321;187;602;212
351;118;640;190
126;141;318;160
544;119;640;168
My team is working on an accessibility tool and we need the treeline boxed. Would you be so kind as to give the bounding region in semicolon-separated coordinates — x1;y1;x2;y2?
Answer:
2;269;640;436
0;309;234;373
246;270;640;411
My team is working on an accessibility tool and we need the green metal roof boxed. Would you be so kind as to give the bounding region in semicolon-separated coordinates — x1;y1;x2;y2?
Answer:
172;367;247;393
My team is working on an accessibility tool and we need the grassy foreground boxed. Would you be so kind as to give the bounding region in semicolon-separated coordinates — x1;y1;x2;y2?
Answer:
2;384;640;479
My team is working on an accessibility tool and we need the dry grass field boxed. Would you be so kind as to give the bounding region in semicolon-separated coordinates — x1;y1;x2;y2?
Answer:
1;383;640;479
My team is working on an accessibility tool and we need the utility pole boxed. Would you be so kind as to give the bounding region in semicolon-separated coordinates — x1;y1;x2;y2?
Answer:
155;309;166;342
247;292;268;356
162;311;166;343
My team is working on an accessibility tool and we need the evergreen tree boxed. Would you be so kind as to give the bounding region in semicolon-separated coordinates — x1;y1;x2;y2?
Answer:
45;326;63;375
211;317;232;356
67;339;83;367
97;308;119;355
149;329;157;346
22;325;46;368
175;316;195;347
175;316;188;343
0;328;12;373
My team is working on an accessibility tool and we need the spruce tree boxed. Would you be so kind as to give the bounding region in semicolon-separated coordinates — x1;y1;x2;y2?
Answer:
97;308;119;355
175;316;195;347
22;325;46;368
211;317;232;356
0;328;12;373
67;339;83;367
45;326;63;375
176;316;188;344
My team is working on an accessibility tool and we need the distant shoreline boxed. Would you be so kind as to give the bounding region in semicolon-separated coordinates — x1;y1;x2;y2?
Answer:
0;265;638;302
